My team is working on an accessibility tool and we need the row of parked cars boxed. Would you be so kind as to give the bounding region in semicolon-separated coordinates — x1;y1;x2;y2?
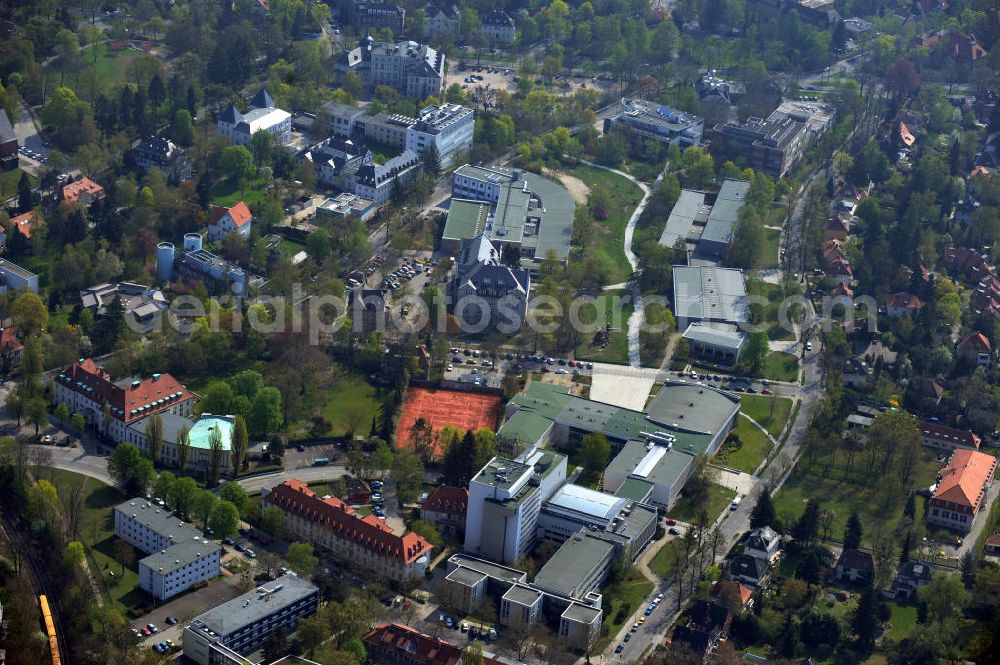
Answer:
18;145;48;163
614;593;665;653
438;612;498;640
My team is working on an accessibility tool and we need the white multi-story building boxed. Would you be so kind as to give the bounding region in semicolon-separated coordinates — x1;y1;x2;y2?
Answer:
0;258;39;294
342;35;445;101
114;498;221;601
263;479;432;581
183;575;320;665
350;150;421;204
406;104;474;169
54;359;196;444
464;450;567;565
217;89;292;147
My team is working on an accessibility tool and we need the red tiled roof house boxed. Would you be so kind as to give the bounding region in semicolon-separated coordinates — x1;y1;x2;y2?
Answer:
919;420;981;453
957;332;992;367
420;485;469;536
62;176;106;206
207;202;253;242
263;479;433;581
928;450;997;533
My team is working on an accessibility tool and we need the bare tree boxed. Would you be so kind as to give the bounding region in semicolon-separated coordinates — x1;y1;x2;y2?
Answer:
62;476;86;540
819;508;837;542
27;444;54;483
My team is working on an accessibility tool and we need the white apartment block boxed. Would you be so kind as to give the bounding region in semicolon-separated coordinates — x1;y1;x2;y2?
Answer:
115;498;221;601
405;104;474;169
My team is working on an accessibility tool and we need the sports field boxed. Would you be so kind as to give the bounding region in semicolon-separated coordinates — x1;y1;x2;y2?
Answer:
396;386;503;455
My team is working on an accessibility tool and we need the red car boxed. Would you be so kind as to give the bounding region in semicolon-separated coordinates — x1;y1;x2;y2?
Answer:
665;519;676;526
567;360;575;367
761;387;772;395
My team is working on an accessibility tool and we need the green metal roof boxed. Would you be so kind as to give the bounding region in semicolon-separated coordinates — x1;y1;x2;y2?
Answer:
442;199;490;241
614;477;655;503
498;382;573;446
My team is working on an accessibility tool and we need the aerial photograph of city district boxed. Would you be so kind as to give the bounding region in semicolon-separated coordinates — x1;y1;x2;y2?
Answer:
0;1;999;664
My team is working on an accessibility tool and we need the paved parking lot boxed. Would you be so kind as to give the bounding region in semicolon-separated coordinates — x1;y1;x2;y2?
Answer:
135;565;248;650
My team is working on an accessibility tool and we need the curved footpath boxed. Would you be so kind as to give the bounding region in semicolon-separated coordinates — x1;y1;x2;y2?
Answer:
578;160;662;367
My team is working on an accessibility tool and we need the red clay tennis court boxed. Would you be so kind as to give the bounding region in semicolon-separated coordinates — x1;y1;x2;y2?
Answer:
396;386;503;455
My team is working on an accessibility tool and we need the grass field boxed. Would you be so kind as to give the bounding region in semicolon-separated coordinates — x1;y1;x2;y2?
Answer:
773;450;940;546
573;290;634;365
280;238;307;261
885;601;918;641
571;165;644;285
317;372;385;437
762;227;781;267
650;538;686;577
762;352;799;382
667;484;737;524
79;43;144;88
0;168;35;201
210;175;270;207
599;577;655;648
49;469;144;615
740;394;793;437
716;417;772;473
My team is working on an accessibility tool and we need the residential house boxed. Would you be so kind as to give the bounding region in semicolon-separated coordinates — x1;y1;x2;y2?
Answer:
898;121;916;148
304;137;370;188
671;600;732;660
744;526;781;563
985;532;1000;556
825;213;854;240
910;377;944;410
709;580;754;614
0;327;23;372
207;202;253;242
0;109;17;171
927;449;997;533
425;3;460;39
131;136;192;183
342;0;405;36
62;176;106;206
957;332;992;367
826;258;854;286
7;210;45;244
350;151;422;204
887;559;933;600
886;292;924;318
842;357;873;388
729;553;769;588
420;485;468;536
834;549;875;584
481;10;516;43
262;479;433;581
342;35;445;101
944;247;1000;322
949;32;988;64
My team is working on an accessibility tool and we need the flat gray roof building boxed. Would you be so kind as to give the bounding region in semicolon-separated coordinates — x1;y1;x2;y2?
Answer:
533;532;616;598
695;179;750;261
191;575;319;637
672;265;749;330
659;189;710;250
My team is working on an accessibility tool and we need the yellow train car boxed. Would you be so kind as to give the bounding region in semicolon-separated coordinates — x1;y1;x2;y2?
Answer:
38;594;61;665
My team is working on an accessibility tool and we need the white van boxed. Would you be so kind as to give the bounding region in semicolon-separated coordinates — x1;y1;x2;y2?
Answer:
730;497;742;510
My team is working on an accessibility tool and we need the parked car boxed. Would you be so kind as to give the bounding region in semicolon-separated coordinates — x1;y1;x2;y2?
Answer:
146;623;159;634
615;644;624;653
244;549;257;559
165;616;178;625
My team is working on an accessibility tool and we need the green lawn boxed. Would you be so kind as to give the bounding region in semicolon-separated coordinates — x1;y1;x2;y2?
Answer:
715;417;772;473
762;227;781;267
599;578;655;647
573;290;634;365
0;168;35;201
279;238;307;261
316;372;385;437
885;601;918;641
667;484;737;524
650;538;687;578
49;469;146;615
210;175;270;207
80;43;143;88
762;351;799;382
773;450;940;546
739;394;793;437
571;165;644;284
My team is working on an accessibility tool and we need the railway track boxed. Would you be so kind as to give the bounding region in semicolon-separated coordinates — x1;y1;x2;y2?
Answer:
0;509;68;665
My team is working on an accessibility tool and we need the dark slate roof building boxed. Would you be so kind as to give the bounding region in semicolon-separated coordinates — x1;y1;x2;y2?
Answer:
0;109;17;172
131;136;192;183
